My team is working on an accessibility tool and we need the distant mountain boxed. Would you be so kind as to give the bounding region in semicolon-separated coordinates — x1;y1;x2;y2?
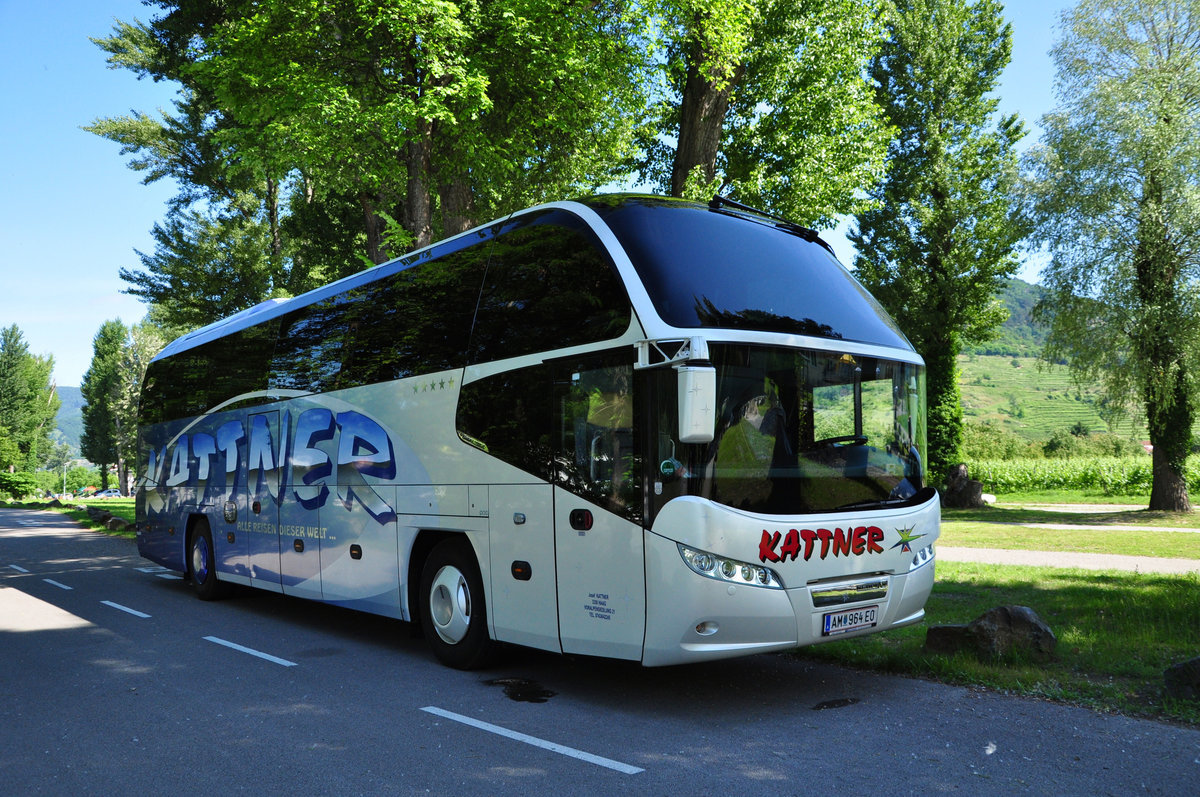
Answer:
55;385;83;451
964;278;1049;357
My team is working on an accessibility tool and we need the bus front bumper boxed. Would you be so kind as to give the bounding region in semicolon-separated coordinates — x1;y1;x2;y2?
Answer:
641;530;936;667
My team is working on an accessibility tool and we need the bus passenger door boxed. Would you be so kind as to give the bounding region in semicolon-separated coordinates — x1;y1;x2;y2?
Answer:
552;361;645;661
554;492;645;660
488;485;559;652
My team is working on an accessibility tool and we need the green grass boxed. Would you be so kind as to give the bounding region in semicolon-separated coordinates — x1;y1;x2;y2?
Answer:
797;561;1200;725
942;521;1200;559
991;489;1148;505
945;504;1200;529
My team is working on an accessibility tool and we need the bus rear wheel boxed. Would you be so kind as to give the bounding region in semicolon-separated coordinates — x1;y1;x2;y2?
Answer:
188;520;226;601
419;538;493;669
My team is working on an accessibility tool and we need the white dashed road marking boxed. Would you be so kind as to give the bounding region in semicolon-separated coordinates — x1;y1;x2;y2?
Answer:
204;636;297;667
101;600;151;618
421;706;644;775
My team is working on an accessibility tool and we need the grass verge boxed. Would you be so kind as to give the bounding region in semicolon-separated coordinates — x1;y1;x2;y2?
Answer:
796;561;1200;725
945;504;1200;528
993;489;1149;505
11;498;137;539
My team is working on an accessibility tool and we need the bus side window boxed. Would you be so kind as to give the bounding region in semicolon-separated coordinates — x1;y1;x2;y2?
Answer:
456;353;641;523
469;211;632;365
270;300;346;394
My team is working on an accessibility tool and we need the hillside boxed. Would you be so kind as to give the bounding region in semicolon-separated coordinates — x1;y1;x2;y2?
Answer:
963;277;1048;357
55;385;83;451
958;354;1146;441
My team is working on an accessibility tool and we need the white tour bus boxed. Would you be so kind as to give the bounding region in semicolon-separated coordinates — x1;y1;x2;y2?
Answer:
135;194;939;668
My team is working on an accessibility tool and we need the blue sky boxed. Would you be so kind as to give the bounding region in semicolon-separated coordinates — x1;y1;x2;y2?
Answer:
1;0;1070;388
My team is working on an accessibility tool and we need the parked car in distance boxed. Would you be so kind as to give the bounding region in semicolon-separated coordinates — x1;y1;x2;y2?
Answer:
93;489;122;498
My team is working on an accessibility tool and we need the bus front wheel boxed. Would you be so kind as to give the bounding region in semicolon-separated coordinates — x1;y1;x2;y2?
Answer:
419;538;493;669
188;521;226;601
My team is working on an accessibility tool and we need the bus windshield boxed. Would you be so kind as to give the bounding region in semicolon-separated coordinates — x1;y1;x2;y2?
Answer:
652;344;926;518
589;196;911;350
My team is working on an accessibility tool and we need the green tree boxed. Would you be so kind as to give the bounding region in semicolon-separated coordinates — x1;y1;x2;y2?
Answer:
112;322;165;492
87;13;325;327
0;325;60;472
641;0;890;226
80;321;126;491
850;0;1026;482
90;0;645;332
1026;0;1200;511
120;208;282;329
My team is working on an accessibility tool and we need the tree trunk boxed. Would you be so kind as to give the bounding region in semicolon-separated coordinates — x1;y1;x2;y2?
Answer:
670;39;742;197
1150;442;1191;511
404;123;434;251
1135;169;1191;512
438;173;475;236
359;192;387;266
921;334;963;485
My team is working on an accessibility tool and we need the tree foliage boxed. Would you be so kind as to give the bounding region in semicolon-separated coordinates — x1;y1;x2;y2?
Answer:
80;321;166;495
0;325;60;473
640;0;891;227
89;1;647;330
1025;0;1200;511
850;0;1025;482
80;320;126;490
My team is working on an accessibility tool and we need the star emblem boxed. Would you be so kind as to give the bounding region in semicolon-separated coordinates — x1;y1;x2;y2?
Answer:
890;525;924;553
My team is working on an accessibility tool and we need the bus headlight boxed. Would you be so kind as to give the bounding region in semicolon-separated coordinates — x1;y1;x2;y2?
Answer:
678;544;783;589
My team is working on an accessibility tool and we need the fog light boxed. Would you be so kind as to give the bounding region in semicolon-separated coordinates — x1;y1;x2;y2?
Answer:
695;621;719;636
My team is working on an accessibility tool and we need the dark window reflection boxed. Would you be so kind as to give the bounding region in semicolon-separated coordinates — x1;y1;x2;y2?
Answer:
140;322;276;424
457;350;642;523
588;197;910;349
469;211;632;364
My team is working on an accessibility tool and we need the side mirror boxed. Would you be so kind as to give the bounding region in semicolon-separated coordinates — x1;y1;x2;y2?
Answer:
677;364;716;444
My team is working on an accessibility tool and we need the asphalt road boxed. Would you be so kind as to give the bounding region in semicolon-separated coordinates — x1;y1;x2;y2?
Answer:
1;507;1197;796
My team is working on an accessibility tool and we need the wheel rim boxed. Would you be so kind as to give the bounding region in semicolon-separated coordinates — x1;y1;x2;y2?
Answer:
192;535;211;584
429;565;472;645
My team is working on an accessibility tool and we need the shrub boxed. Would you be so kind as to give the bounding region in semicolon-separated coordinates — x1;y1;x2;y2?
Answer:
0;471;39;499
962;420;1037;460
964;456;1196;495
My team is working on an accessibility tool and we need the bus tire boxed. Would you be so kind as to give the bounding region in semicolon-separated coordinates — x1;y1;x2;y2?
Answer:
419;538;493;669
187;520;226;601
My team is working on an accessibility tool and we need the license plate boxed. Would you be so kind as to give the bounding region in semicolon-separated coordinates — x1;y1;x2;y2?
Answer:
822;605;879;636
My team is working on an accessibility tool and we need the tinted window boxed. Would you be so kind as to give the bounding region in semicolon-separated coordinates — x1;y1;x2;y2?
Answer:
590;198;911;349
140;321;276;424
269;233;492;393
270;297;348;394
469;210;632;364
340;244;488;385
457;364;554;480
457;350;642;522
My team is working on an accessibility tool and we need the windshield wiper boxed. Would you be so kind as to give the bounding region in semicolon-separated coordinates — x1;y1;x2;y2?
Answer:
835;497;911;512
708;194;836;256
